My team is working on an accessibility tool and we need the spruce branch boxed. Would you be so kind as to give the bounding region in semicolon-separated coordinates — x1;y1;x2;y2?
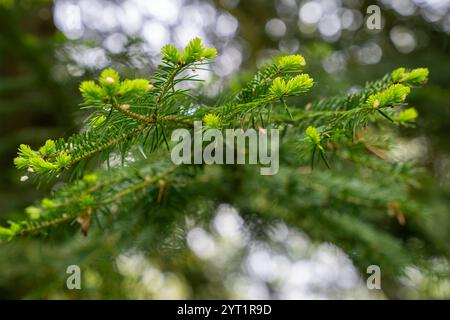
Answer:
13;39;217;178
2;161;180;241
4;38;431;255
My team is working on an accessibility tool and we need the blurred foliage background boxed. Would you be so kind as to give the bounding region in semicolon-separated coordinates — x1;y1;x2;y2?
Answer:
0;0;449;299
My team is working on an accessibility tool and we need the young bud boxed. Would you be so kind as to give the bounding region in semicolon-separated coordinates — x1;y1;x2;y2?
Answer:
203;113;221;129
278;55;306;71
26;206;41;220
41;198;56;209
104;77;115;85
306;126;321;145
373;99;380;109
83;174;98;185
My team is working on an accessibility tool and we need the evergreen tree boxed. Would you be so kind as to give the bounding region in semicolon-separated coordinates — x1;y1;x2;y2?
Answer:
0;37;448;299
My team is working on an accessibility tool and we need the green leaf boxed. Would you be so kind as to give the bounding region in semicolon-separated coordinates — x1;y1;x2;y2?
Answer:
17;144;38;158
306;126;321;145
366;84;411;109
91;115;106;128
99;68;120;90
83;173;98;185
395;107;418;124
278;55;306;71
392;67;429;85
203;47;217;59
403;68;429;84
181;38;217;63
270;74;314;97
25;206;42;220
203;114;221;129
119;79;150;96
13;156;29;169
56;152;72;168
39;139;56;156
270;77;287;97
391;67;406;82
80;80;104;101
0;226;15;239
29;156;58;173
41;198;56;209
183;37;204;63
80;194;94;206
161;44;182;64
285;74;314;94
